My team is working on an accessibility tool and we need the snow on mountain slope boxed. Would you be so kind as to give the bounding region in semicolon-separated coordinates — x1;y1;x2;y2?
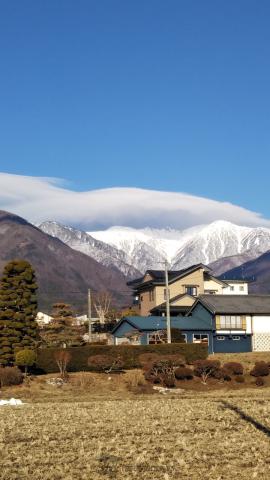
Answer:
39;220;270;277
88;226;169;273
172;221;253;269
38;221;141;278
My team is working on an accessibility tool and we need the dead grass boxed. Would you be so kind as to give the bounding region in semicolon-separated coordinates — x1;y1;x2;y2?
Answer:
2;370;270;478
2;395;270;479
210;351;270;373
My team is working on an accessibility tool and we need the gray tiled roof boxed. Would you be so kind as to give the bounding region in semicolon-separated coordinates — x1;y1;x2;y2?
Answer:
198;295;270;314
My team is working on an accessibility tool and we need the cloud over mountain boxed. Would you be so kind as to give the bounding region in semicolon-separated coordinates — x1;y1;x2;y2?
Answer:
0;172;269;230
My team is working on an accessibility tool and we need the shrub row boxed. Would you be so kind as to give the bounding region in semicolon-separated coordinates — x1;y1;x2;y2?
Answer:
36;343;208;373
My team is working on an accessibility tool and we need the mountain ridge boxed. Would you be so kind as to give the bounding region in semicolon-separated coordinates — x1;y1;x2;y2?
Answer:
38;219;270;281
0;210;131;312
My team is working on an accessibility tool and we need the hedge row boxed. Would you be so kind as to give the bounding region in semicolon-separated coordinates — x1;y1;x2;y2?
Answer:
37;343;208;373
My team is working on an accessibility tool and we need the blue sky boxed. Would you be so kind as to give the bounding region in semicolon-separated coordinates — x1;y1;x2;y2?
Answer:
0;0;270;225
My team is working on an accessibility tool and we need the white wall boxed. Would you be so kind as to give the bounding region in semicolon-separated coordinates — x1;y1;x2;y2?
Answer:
252;316;270;333
223;282;249;295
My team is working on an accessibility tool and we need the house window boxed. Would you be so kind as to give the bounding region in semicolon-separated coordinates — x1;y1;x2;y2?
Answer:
193;334;209;345
163;289;170;300
219;315;244;329
239;286;244;291
217;336;225;341
232;336;240;341
185;286;197;296
149;290;154;301
230;286;234;291
140;296;143;302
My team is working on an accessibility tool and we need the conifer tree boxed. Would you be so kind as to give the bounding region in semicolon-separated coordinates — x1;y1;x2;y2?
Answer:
0;260;38;365
39;303;84;347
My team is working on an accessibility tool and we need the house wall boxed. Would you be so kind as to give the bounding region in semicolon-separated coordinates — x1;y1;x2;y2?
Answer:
222;282;249;295
139;290;156;316
170;295;195;307
213;335;252;353
204;278;224;294
251;316;270;351
154;269;205;307
252;316;270;333
182;330;214;354
189;303;214;327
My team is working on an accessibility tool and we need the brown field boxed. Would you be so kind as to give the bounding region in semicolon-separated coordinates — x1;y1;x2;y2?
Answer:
1;352;270;479
2;393;270;479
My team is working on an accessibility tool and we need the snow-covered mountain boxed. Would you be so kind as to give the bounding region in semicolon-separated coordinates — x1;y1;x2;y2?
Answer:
172;221;252;268
38;220;270;276
38;221;141;278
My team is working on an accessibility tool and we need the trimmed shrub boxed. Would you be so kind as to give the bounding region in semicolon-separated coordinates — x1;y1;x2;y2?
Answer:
194;360;220;378
37;343;208;373
213;367;231;382
250;362;269;377
144;369;160;384
223;362;243;376
194;360;221;384
235;376;245;384
163;374;176;388
15;349;36;374
175;367;193;380
144;359;175;387
255;377;265;387
0;366;23;387
87;354;124;373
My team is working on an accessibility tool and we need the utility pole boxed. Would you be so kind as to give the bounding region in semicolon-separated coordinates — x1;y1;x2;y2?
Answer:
88;288;92;343
164;261;171;344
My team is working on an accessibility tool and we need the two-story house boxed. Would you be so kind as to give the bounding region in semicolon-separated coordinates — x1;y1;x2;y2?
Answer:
127;264;248;317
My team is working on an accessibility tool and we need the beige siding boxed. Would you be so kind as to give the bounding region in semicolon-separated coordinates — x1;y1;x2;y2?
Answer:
139;268;205;315
139;290;156;316
170;295;195;307
204;278;224;294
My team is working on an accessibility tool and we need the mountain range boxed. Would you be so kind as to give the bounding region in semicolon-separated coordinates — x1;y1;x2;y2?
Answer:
1;209;270;313
0;211;131;312
39;220;270;276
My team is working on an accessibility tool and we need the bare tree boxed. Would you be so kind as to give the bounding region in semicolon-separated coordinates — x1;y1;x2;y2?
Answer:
148;330;167;344
54;350;72;379
93;291;113;324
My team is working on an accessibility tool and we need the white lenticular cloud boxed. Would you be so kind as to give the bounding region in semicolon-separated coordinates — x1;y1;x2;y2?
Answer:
0;172;269;229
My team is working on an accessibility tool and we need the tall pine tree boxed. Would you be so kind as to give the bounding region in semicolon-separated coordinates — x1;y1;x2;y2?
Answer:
0;260;38;365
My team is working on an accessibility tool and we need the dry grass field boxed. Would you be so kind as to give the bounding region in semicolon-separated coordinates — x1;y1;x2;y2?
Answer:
2;394;270;480
2;352;270;479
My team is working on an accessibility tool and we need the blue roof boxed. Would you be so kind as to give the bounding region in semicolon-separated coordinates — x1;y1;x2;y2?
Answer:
111;315;212;334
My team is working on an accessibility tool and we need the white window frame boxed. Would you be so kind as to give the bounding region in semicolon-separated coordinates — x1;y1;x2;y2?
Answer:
192;334;209;344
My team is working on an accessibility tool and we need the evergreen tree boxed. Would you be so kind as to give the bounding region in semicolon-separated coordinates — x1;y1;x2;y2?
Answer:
0;260;38;365
39;303;84;347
